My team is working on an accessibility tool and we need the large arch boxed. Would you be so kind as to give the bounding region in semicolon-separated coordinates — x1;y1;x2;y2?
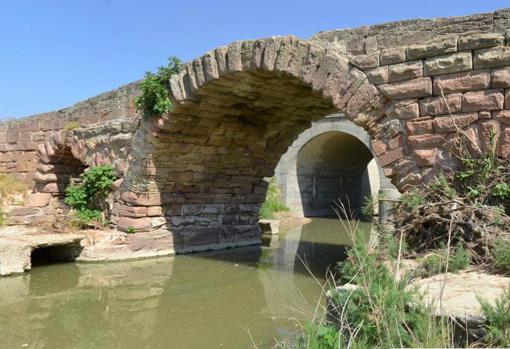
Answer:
115;36;393;252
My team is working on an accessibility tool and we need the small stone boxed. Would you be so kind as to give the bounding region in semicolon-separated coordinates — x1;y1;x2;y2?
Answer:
462;90;504;112
424;52;472;76
379;77;432;100
474;46;510;69
479;111;492;119
419;94;462;116
433;70;490;95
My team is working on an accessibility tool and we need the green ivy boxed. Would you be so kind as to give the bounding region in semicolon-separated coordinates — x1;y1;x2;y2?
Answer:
135;56;181;118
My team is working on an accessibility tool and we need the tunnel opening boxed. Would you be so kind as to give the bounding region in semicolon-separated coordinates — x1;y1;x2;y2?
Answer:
30;243;83;267
296;131;375;218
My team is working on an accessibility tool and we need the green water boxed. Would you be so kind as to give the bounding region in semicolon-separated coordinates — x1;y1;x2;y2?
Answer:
0;218;371;349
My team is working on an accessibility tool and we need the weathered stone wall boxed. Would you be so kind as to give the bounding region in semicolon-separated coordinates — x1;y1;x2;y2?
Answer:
0;82;140;186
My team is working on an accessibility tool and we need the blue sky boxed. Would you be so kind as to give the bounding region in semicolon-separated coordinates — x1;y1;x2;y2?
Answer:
1;0;509;118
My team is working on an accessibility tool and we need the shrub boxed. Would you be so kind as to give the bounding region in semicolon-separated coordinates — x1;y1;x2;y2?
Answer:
492;238;510;274
126;226;137;234
259;179;288;219
135;56;181;118
417;244;469;278
401;188;426;211
300;231;452;349
64;165;116;228
480;285;510;347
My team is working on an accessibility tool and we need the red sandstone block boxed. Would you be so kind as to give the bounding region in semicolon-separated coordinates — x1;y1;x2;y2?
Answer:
491;67;510;88
419;94;462;116
117;217;152;232
499;127;510;158
406;119;434;135
493;110;510;125
409;134;446;149
433;70;490;95
378;147;405;167
433;112;478;133
462;90;504;112
388;135;405;150
379;77;432;100
25;193;51;207
371;140;388;156
117;205;148;218
505;89;510;109
413;149;437;167
385;99;420;120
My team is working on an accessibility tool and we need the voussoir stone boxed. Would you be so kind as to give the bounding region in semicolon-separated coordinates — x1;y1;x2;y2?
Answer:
419;94;462;116
462;90;504;112
433;69;490;95
349;52;380;69
366;66;388;85
424;52;472;76
413;149;437;167
406;36;457;60
379;77;432;99
474;46;510;69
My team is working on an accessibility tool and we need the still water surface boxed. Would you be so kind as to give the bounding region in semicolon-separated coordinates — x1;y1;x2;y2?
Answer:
0;218;370;349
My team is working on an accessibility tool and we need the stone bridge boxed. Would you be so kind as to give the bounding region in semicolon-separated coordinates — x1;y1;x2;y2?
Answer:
2;8;510;254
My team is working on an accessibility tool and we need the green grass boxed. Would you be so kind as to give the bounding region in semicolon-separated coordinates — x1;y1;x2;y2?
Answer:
416;244;470;278
492;238;510;274
259;179;288;219
480;285;510;347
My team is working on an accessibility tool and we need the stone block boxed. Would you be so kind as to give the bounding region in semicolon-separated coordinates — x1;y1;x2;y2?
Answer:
25;193;51;207
118;205;148;218
433;70;490;95
491;67;510;88
493;110;510;125
506;89;510;109
407;36;457;60
349;52;379;69
413;149;437;167
388;135;405;150
388;60;423;82
371;140;387;156
462;90;504;112
479;111;492;119
366;66;388;84
424;52;472;76
385;99;420;120
458;33;505;51
377;147;405;167
117;217;152;232
380;48;406;65
419;94;462;116
433;112;478;133
379;77;432;99
499;127;510;158
406;119;434;135
408;134;446;149
474;46;510;69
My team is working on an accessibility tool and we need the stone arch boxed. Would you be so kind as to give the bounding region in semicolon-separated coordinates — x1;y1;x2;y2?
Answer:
34;130;88;196
274;115;394;219
117;35;395;252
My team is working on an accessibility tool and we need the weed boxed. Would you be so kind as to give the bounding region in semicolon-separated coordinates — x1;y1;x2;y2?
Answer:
0;173;26;197
135;56;181;118
64;121;80;131
259;179;288;219
401;188;426;211
492;238;510;274
416;244;469;278
480;285;510;347
126;226;137;234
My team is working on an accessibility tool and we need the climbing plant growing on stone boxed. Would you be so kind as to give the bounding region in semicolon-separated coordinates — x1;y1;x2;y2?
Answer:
135;56;181;118
64;165;117;227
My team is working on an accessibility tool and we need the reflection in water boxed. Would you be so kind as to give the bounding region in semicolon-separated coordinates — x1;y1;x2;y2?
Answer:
0;218;370;349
